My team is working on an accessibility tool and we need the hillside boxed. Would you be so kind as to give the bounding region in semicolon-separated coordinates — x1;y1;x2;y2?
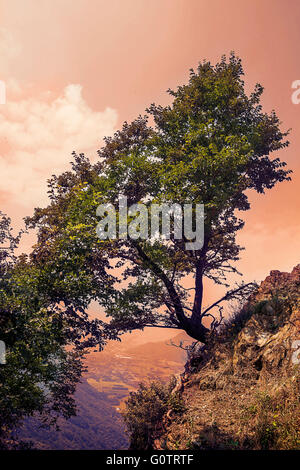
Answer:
125;265;300;450
18;333;186;449
18;379;128;450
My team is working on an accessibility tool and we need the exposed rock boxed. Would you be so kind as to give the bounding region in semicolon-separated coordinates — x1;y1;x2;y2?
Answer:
152;264;300;450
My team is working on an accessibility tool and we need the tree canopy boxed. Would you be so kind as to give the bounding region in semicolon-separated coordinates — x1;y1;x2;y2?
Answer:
25;54;291;346
0;212;99;448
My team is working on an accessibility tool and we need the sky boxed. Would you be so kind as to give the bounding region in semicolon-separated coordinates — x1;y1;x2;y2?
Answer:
0;0;299;335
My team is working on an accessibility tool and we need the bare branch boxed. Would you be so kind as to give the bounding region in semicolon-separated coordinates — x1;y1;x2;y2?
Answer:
201;282;257;318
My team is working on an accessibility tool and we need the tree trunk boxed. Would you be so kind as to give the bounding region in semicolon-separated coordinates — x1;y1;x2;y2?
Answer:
183;317;209;343
191;261;204;322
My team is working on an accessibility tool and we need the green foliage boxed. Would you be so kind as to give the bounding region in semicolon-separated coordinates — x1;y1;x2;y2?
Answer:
219;304;253;341
0;55;294;448
252;295;283;316
241;380;300;450
220;292;292;342
122;381;170;450
25;54;291;344
0;212;85;448
122;378;185;450
167;391;186;415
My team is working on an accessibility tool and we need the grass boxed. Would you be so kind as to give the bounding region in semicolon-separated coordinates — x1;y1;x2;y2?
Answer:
240;378;300;449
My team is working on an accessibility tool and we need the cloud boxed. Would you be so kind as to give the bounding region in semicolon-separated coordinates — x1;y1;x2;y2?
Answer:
0;83;118;208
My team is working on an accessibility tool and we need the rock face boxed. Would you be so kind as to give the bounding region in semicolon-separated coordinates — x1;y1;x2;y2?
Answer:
232;264;300;379
152;265;300;450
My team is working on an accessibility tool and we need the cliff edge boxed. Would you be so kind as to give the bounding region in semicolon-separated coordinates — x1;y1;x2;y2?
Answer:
125;265;300;450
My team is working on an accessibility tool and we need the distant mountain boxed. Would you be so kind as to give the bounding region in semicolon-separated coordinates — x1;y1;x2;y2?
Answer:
18;332;187;449
19;379;128;450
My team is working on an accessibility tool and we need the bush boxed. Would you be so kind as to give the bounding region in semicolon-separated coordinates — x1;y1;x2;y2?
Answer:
219;293;289;343
122;377;185;450
122;381;169;450
219;304;253;342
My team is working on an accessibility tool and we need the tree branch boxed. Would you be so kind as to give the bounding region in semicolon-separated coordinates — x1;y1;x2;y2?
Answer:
201;282;257;317
133;242;189;329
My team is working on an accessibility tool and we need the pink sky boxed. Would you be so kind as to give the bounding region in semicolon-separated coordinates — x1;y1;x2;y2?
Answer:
0;0;299;324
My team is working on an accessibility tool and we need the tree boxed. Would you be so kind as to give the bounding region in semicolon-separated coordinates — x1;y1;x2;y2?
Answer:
26;54;291;345
0;212;88;448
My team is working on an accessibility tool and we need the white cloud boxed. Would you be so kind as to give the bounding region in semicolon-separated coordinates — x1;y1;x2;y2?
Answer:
0;83;118;208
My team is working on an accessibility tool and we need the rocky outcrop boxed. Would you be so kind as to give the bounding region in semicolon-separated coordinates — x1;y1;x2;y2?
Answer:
152;265;300;450
232;264;300;379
